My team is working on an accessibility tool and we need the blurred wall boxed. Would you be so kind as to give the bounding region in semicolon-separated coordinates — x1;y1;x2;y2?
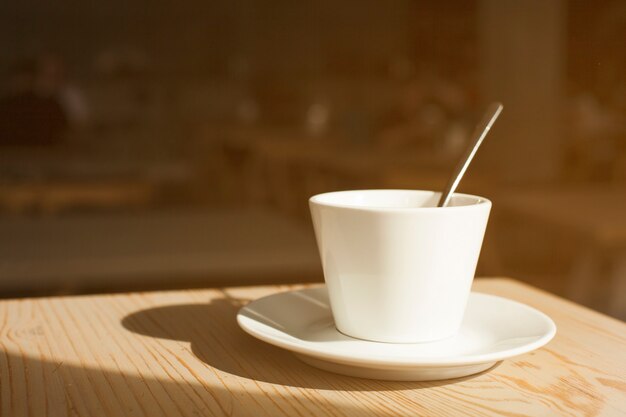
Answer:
0;0;415;79
478;0;566;183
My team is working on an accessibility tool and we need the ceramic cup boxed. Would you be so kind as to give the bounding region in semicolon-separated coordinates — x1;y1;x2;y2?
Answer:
309;189;491;343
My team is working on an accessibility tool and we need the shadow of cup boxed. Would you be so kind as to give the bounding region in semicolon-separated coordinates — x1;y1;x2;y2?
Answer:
121;293;497;391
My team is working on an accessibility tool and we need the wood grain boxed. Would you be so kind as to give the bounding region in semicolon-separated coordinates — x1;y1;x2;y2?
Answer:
0;278;624;417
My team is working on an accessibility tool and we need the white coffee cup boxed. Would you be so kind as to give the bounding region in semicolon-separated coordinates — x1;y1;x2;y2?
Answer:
309;189;491;343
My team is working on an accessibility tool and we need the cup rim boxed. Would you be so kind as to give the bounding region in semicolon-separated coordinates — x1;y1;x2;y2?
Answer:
309;189;491;212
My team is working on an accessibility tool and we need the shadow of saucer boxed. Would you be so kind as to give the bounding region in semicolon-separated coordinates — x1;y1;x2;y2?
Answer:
121;293;499;391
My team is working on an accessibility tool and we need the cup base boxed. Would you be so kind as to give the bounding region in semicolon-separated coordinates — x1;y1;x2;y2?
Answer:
334;324;459;345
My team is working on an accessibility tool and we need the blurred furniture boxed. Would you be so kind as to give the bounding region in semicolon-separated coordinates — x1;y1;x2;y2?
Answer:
497;185;626;318
1;278;624;416
0;180;156;213
202;125;456;220
382;166;494;198
0;208;321;295
0;148;192;214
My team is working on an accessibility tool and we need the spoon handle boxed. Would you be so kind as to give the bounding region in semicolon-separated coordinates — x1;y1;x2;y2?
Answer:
437;102;503;207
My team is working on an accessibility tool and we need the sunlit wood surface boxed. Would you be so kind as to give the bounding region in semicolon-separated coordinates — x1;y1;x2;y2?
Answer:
1;278;624;416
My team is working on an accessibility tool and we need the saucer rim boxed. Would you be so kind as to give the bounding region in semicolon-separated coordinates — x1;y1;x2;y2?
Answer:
237;288;557;368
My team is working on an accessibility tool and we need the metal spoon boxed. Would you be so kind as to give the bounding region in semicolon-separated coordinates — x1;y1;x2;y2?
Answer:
437;102;503;207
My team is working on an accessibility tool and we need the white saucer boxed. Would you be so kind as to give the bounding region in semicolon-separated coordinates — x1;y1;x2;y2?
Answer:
237;287;556;381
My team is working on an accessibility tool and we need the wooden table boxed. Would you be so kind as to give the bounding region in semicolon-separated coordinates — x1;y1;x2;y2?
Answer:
1;278;624;417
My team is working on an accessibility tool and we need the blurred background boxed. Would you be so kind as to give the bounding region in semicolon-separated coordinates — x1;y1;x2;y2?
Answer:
0;0;625;318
